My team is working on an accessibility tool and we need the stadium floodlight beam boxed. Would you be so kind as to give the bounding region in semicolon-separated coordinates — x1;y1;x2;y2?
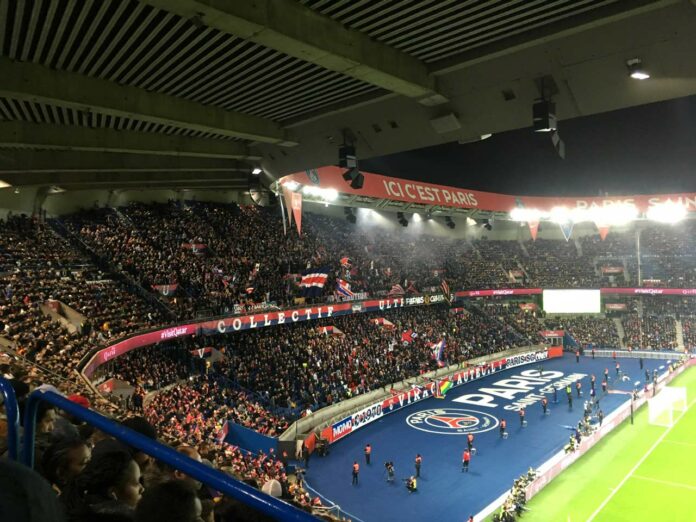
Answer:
283;181;300;191
646;201;687;223
302;186;338;202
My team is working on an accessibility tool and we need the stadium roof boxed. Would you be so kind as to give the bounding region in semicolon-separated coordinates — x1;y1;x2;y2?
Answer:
1;0;696;191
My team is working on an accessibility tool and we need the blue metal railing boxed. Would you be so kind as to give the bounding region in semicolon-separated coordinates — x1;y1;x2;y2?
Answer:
0;377;20;460
21;388;317;521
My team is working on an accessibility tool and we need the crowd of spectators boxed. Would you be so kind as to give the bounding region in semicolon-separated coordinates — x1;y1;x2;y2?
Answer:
0;214;164;402
547;317;620;348
145;375;290;442
0;369;331;521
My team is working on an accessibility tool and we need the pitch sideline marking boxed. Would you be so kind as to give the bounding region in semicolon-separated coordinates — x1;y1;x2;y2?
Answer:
631;475;696;491
586;397;695;522
662;439;696;448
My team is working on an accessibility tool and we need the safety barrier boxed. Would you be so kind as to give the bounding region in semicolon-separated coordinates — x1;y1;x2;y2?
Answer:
20;388;318;521
0;376;20;460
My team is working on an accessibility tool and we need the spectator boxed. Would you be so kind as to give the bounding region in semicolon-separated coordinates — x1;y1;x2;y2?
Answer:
134;481;202;522
62;449;143;522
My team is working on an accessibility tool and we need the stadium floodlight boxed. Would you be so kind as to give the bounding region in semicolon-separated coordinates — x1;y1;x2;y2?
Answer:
586;203;638;226
302;186;338;202
510;208;544;222
412;213;421;222
251;167;263;175
283;181;300;191
627;58;650;80
646;201;687;223
466;217;477;226
549;206;572;224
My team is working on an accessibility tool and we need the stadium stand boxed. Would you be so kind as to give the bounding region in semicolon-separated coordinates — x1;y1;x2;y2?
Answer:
2;206;695;521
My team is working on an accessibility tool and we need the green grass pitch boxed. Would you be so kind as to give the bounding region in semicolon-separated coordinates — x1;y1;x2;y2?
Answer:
503;367;696;522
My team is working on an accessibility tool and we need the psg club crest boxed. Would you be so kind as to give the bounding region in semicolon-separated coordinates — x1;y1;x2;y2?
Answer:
406;408;498;435
306;168;320;185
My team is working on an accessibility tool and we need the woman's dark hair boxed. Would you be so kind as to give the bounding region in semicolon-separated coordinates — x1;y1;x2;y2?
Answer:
40;436;88;487
62;449;134;519
134;481;197;522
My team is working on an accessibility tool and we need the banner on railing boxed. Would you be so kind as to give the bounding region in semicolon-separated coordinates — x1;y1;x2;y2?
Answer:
456;288;542;298
601;267;624;274
601;287;696;296
83;286;696;378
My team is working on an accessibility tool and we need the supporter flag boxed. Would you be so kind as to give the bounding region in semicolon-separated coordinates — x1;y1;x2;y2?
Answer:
528;220;540;241
335;278;354;299
388;284;404;296
319;326;344;336
596;222;610;241
440;279;451;304
151;284;178;296
372;318;395;329
401;329;417;344
406;281;419;294
559;221;574;241
216;421;230;444
182;242;207;252
429;339;446;364
291;191;303;235
435;378;453;399
190;347;214;358
300;267;329;297
340;257;352;268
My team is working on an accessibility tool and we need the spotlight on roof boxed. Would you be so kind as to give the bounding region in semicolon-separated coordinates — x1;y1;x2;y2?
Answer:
627;58;650;80
445;216;455;229
532;100;557;132
251;167;263;175
344;206;356;224
397;212;408;227
339;144;364;190
466;217;477;226
646;201;686;224
412;213;421;223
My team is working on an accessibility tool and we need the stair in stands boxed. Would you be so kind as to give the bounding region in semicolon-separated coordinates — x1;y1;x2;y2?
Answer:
675;319;685;351
613;318;627;348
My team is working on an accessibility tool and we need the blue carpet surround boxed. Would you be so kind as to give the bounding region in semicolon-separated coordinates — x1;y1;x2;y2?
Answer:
302;355;667;522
